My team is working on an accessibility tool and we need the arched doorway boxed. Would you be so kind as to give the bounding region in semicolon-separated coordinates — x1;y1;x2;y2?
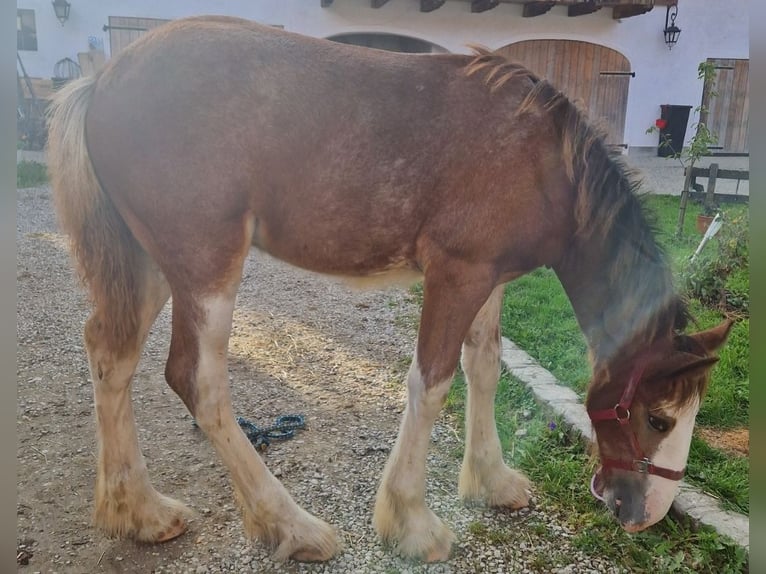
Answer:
328;33;447;54
498;40;631;148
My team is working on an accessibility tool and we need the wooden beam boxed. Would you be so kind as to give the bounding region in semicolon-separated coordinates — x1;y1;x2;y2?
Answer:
568;2;601;16
612;4;653;18
689;166;749;182
523;1;555;17
471;0;500;13
371;0;391;7
704;162;719;210
420;0;446;12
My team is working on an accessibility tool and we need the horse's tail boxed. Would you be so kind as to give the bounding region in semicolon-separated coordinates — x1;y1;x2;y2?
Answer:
47;74;143;348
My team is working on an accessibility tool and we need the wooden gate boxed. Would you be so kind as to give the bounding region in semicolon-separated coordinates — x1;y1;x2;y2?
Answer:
701;59;749;154
497;40;632;148
107;16;170;56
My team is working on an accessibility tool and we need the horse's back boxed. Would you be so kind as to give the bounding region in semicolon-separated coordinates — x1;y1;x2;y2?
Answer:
84;16;570;279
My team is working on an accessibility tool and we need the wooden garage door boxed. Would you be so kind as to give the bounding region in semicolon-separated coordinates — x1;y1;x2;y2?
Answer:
497;40;631;148
108;16;170;56
701;59;749;154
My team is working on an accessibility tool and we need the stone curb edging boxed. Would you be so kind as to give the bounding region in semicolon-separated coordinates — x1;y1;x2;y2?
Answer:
500;337;749;551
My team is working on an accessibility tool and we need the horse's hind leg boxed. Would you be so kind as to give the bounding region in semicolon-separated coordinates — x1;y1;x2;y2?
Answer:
87;258;191;542
458;285;530;508
163;239;338;562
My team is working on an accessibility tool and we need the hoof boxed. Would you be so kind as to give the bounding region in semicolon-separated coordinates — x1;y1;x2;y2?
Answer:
272;515;339;563
459;462;531;509
94;488;192;543
373;490;454;561
242;503;340;563
155;515;188;543
487;468;531;509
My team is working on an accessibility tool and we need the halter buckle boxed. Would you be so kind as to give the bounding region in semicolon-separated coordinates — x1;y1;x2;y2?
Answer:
633;458;651;473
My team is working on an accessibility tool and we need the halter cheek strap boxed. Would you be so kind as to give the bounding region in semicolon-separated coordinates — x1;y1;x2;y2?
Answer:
587;360;686;482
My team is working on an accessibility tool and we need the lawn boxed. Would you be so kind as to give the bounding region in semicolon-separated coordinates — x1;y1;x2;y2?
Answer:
17;160;48;188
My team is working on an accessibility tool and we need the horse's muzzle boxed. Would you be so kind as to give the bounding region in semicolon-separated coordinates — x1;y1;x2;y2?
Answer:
591;469;660;532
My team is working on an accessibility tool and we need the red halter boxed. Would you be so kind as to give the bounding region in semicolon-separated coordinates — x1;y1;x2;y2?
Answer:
587;360;685;481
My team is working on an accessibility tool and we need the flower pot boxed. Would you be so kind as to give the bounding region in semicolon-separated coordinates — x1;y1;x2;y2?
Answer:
696;214;715;234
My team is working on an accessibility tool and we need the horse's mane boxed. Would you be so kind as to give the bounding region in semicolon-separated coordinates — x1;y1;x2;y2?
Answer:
465;47;691;355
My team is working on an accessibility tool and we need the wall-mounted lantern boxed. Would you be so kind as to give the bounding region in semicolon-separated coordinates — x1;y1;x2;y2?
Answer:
663;4;681;50
52;0;71;26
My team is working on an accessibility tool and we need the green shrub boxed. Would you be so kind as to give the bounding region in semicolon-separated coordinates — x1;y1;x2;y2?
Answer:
681;212;749;314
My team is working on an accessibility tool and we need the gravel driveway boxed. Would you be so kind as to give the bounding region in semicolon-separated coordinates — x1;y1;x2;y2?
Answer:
17;186;624;574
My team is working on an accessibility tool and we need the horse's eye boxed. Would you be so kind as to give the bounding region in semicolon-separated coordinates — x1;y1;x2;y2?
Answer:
648;414;670;432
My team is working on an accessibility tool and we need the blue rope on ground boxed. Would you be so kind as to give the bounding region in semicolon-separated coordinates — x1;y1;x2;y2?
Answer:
192;414;306;451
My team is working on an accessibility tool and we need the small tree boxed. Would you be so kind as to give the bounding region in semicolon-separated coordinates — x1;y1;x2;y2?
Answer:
647;61;719;236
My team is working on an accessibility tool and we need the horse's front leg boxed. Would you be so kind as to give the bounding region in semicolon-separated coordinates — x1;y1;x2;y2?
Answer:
458;284;531;508
373;351;455;561
373;269;494;561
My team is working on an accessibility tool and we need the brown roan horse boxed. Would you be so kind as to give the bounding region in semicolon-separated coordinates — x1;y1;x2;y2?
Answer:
47;16;732;563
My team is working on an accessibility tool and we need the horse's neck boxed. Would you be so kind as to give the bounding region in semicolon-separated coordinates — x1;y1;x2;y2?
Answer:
553;233;669;366
554;242;611;360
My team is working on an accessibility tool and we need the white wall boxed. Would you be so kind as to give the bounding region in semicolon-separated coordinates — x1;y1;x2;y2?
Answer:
17;0;749;148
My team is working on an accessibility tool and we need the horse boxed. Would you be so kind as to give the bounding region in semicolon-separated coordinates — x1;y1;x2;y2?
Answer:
46;16;731;563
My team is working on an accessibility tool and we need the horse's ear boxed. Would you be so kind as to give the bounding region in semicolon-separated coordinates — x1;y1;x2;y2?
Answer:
657;353;719;382
689;319;735;355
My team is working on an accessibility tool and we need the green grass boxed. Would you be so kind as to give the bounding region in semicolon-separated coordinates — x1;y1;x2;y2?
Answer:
499;195;749;514
686;436;749;512
686;302;749;428
17;160;48;188
501;269;590;393
445;371;748;573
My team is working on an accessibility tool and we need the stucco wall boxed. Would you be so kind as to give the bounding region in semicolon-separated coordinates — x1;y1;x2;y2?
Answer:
17;0;749;149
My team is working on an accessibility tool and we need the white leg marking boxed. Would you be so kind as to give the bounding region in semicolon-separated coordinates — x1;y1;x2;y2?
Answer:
373;352;455;561
192;295;338;562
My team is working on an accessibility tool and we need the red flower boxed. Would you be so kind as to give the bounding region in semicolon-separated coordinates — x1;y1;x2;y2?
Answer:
655;118;668;130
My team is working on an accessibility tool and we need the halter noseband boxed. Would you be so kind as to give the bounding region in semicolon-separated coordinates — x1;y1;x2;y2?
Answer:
587;359;685;482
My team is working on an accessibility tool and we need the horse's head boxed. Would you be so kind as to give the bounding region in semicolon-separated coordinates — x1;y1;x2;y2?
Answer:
585;319;733;532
